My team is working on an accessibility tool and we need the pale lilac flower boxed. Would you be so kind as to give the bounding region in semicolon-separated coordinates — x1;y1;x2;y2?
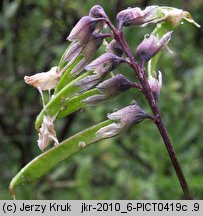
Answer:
106;40;124;56
89;5;108;18
136;31;172;62
67;16;99;44
83;74;133;105
75;53;124;90
148;71;162;101
96;104;149;138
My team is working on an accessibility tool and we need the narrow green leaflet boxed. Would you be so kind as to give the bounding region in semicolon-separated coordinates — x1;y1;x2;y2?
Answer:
9;120;113;194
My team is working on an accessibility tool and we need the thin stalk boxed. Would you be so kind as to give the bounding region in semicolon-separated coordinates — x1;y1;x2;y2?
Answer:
105;19;193;199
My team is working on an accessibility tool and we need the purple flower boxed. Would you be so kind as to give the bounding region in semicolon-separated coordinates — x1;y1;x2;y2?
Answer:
136;31;173;62
148;71;162;101
106;40;123;56
82;74;133;105
85;52;124;74
117;6;200;29
64;42;84;62
66;33;111;75
96;104;149;138
89;5;107;19
67;16;99;44
24;66;61;90
96;74;133;97
75;53;124;90
116;6;162;29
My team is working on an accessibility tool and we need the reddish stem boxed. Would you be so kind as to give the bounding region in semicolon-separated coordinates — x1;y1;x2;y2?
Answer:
106;20;193;200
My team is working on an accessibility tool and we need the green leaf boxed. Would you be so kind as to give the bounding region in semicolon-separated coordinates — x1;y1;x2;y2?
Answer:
35;71;91;131
9;120;113;194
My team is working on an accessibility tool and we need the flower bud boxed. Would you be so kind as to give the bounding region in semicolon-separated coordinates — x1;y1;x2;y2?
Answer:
74;74;99;91
148;71;162;101
89;5;107;18
116;6;163;29
69;33;110;75
136;31;172;62
82;33;106;61
106;40;123;56
70;58;89;76
67;16;98;44
82;74;133;105
117;7;144;28
85;52;124;74
37;115;58;151
24;66;60;90
96;104;149;138
97;74;133;97
89;5;108;32
82;94;106;106
75;53;124;90
64;41;84;62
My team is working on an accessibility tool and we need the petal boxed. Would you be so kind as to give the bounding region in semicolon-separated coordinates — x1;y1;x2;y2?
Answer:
96;123;121;139
67;16;98;43
24;66;60;90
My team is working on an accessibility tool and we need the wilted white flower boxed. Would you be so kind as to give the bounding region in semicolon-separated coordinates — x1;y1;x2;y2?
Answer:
37;115;59;151
156;6;200;27
24;66;60;90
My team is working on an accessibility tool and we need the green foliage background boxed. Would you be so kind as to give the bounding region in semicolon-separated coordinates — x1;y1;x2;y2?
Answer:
0;0;203;199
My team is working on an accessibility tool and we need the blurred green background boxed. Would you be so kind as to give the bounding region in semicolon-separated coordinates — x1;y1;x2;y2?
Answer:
0;0;203;199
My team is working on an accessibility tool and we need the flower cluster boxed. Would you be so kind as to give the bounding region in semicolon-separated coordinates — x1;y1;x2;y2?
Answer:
23;4;199;151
